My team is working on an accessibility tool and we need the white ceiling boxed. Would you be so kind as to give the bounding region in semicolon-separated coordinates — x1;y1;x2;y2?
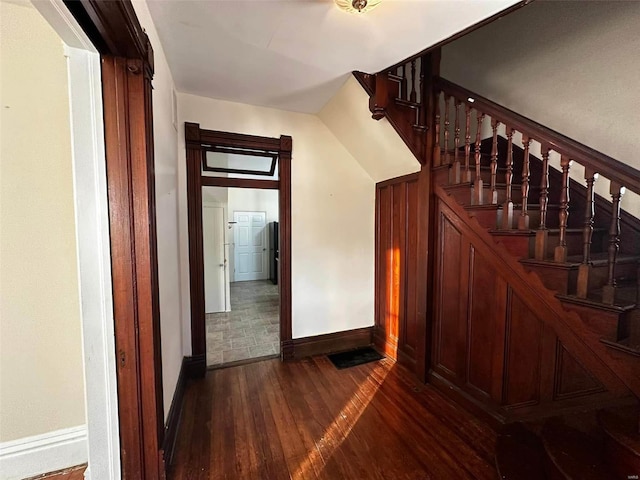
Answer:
147;0;520;113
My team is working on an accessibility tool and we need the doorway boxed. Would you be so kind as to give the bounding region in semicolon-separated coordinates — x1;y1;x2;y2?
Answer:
202;187;281;366
186;123;292;375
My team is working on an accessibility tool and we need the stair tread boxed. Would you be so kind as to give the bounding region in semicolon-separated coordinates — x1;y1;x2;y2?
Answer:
495;423;546;480
542;419;611;480
598;407;640;454
394;98;420;109
492;227;604;237
601;337;640;357
557;287;637;311
566;252;640;266
519;251;639;268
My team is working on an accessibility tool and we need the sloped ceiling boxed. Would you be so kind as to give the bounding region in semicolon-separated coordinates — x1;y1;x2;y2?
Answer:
147;0;520;113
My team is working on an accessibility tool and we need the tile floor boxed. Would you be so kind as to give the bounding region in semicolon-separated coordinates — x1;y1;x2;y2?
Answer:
206;280;280;367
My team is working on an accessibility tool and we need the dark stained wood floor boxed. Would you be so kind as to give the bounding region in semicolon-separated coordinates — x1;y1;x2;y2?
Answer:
170;356;498;479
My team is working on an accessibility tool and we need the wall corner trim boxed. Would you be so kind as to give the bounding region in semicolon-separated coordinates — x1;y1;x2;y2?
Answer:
0;425;88;480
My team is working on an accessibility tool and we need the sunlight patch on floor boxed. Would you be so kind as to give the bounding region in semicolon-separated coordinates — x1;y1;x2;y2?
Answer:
291;360;390;479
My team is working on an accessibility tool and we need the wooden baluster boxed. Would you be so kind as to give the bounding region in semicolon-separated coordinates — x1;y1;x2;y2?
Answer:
401;64;408;100
553;155;572;262
518;135;532;230
464;105;472;183
433;92;441;167
452;100;462;184
472;112;485;205
490;118;500;204
500;126;514;229
576;168;598;298
410;59;417;103
534;145;550;260
444;95;451;166
602;182;625;305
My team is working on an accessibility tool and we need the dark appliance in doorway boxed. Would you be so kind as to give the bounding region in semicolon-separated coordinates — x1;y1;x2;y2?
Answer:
269;221;279;285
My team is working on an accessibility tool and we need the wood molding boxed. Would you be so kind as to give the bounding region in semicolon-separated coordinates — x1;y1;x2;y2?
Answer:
66;2;165;478
376;172;419;189
284;327;374;360
201;177;279;190
161;357;187;468
63;0;153;72
101;55;164;480
185;123;293;370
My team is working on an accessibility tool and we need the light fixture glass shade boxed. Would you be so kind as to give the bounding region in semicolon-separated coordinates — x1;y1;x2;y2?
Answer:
334;0;382;14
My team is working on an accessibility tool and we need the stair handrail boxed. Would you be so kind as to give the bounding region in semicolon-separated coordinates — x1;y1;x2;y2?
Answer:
435;77;640;197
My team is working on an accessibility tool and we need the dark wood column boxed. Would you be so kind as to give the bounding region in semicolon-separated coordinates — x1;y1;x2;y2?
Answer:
185;122;206;374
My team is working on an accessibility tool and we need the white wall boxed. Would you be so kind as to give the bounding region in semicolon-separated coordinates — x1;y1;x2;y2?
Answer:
132;0;182;421
441;0;640;213
319;76;420;183
178;94;375;341
0;0;85;443
228;188;279;282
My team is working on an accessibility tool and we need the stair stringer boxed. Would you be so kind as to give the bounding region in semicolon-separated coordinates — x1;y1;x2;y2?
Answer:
434;183;640;404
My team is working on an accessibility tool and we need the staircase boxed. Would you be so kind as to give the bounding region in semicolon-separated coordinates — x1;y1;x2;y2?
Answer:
355;51;640;479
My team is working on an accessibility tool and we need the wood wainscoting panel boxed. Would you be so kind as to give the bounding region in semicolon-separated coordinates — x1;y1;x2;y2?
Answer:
430;196;630;422
374;173;420;371
433;209;466;382
466;249;507;404
554;343;605;400
502;289;544;408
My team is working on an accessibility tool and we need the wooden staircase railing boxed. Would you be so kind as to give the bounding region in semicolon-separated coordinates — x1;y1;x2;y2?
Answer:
433;76;640;309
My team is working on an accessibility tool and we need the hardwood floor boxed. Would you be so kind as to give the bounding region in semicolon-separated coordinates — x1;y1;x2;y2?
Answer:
170;355;498;479
24;465;86;480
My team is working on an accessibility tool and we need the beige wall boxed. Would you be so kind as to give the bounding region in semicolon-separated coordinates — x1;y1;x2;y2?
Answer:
132;0;183;421
178;93;375;341
319;76;420;183
441;0;640;212
0;1;85;441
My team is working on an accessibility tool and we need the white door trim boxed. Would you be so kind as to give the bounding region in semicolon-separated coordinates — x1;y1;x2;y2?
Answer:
33;2;121;479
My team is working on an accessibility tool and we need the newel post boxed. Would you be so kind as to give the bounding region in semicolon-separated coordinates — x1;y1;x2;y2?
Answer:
370;72;389;120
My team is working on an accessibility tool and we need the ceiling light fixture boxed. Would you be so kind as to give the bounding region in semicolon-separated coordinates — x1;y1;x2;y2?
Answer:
334;0;381;14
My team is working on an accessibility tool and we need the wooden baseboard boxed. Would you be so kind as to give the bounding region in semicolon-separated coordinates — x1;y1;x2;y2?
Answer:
284;327;373;360
184;353;206;378
162;355;199;468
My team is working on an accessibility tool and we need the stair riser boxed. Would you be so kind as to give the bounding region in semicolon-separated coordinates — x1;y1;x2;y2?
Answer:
560;302;622;339
522;264;578;295
582;261;639;293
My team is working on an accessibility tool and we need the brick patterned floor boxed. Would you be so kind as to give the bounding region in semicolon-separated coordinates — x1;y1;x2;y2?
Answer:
206;280;280;367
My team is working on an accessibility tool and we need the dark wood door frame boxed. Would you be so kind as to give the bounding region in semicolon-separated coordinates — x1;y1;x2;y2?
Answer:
185;123;293;374
64;1;165;478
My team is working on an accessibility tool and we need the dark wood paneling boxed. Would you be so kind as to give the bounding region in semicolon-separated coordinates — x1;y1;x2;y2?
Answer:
434;211;465;380
374;175;422;371
554;343;605;400
285;327;373;359
431;194;631;422
404;180;419;356
503;290;543;407
467;250;506;403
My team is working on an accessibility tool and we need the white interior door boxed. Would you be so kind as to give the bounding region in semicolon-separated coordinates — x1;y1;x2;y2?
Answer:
233;211;267;282
203;205;226;313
